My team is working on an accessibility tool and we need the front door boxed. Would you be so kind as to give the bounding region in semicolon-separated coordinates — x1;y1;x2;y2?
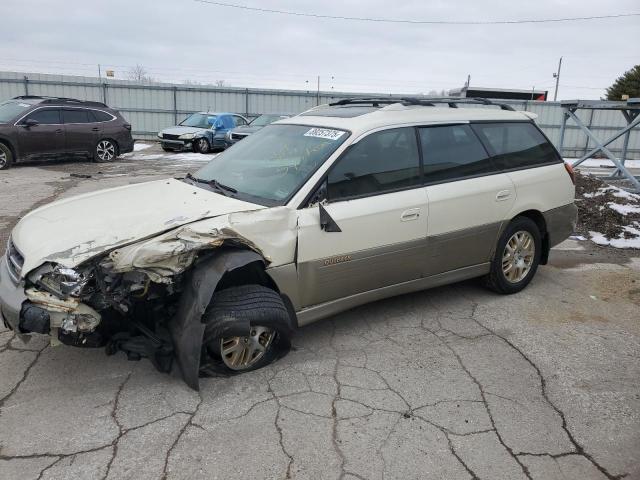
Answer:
297;127;428;308
16;108;65;159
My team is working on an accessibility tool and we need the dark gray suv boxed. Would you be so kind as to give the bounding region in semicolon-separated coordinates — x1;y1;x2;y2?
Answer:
0;96;134;170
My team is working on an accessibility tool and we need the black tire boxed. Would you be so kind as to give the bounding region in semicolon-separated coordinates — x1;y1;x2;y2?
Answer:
482;216;542;295
201;284;292;374
94;139;118;163
162;146;174;152
194;137;210;154
0;143;13;170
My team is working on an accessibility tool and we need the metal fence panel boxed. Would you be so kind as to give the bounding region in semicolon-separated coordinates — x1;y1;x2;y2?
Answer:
0;71;638;158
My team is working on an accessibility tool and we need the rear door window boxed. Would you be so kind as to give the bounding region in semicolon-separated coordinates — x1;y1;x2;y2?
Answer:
221;115;235;129
327;127;420;201
419;124;494;183
25;109;61;125
62;109;90;124
472;122;560;170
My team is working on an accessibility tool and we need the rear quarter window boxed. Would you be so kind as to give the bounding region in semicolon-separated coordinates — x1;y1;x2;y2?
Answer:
472;122;560;170
91;110;114;122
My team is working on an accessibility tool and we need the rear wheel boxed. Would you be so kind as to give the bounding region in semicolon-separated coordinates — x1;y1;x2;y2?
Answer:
483;216;541;294
95;139;117;162
202;284;291;374
0;143;12;170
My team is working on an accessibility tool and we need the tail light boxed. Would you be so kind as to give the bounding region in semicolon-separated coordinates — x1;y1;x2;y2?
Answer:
564;162;575;185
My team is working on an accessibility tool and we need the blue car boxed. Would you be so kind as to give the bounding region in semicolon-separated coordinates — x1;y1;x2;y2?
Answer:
157;112;249;153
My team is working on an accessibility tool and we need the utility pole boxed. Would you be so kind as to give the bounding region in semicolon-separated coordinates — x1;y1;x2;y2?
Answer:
316;75;320;106
553;56;562;101
98;64;102;79
465;74;471;88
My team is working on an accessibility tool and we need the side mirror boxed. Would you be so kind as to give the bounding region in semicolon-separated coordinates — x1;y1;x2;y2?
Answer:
23;118;39;128
319;204;341;232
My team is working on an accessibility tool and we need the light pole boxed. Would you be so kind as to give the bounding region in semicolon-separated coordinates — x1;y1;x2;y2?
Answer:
553;56;563;101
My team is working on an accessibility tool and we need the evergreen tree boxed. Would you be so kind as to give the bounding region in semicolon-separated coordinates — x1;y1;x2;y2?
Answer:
606;65;640;100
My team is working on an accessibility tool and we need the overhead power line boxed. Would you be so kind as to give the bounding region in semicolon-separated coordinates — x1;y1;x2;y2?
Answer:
193;1;640;25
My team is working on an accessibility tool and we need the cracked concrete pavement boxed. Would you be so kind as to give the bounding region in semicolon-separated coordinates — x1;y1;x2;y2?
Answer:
0;145;639;479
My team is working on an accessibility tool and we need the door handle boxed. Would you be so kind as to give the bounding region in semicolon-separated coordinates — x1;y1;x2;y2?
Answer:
495;190;511;201
401;208;421;221
55;129;63;134
91;127;100;132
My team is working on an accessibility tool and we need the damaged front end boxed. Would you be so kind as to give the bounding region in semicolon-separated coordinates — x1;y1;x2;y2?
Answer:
4;206;297;389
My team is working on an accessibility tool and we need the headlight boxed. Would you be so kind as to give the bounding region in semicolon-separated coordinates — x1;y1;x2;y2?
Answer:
179;133;196;140
157;132;164;139
37;265;93;298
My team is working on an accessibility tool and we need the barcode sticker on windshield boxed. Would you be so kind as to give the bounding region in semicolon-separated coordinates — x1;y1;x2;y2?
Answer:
304;128;345;140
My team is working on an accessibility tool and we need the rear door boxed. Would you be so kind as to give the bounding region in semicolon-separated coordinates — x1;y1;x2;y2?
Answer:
62;108;98;156
420;124;515;275
16;108;65;159
297;127;428;307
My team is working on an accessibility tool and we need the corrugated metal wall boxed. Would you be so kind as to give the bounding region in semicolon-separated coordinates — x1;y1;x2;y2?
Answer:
1;71;638;159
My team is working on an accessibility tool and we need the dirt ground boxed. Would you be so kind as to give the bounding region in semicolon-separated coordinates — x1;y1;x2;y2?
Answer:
0;145;638;480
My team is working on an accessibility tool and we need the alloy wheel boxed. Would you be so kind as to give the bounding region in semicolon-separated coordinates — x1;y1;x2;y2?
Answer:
502;230;535;283
97;140;116;161
198;138;209;153
0;150;6;168
219;326;274;371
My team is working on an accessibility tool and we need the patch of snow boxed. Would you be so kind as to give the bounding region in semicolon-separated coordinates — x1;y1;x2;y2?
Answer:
133;142;153;151
608;203;640;215
132;154;165;160
569;235;587;241
170;153;217;162
589;225;640;249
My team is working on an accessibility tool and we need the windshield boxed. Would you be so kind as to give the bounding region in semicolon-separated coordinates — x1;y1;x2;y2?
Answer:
250;114;287;127
179;113;216;129
193;124;349;204
0;101;32;123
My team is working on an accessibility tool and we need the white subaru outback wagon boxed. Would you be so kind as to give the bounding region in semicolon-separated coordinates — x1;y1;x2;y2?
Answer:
0;97;577;389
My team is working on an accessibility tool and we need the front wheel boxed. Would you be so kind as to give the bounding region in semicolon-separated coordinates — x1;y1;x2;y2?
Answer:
483;216;542;295
194;137;210;154
201;284;292;374
0;143;13;170
95;139;117;163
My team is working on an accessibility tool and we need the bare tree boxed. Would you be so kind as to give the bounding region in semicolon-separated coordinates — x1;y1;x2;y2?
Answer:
128;64;152;83
215;79;227;87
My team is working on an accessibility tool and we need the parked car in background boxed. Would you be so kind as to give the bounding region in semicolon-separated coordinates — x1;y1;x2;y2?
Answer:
0;96;133;170
158;112;249;153
224;113;291;148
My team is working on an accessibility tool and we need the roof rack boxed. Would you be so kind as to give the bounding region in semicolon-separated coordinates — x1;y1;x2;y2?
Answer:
329;96;515;111
12;96;108;108
329;97;401;107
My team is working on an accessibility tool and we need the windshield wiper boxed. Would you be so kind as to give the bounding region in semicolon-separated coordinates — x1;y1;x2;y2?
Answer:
185;173;237;195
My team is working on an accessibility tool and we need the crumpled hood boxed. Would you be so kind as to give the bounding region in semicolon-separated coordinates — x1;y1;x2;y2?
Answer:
12;179;264;274
160;126;210;136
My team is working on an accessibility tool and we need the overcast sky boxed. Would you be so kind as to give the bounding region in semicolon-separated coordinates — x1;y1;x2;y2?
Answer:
1;0;638;99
